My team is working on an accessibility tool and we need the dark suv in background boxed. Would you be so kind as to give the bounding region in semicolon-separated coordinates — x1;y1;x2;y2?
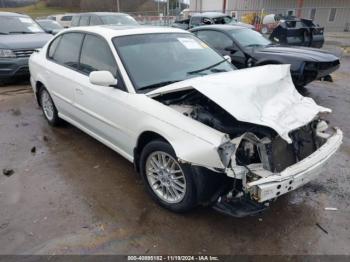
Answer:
0;12;52;84
71;12;139;27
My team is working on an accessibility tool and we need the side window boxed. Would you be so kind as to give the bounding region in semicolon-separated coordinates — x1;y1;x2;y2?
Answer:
79;34;117;76
190;17;201;27
61;16;72;21
79;16;90;26
71;16;80;27
52;33;84;70
329;8;337;22
90;16;102;25
47;36;62;59
196;30;233;50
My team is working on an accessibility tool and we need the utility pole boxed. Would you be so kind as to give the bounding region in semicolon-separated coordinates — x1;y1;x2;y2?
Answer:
223;0;227;14
167;0;170;16
117;0;120;12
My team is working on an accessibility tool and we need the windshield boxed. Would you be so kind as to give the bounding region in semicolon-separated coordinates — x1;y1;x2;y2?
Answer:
113;33;234;92
0;16;44;34
229;28;271;47
37;20;62;30
100;15;138;26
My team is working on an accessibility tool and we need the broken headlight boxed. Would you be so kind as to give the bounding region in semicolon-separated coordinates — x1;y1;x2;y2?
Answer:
218;142;236;168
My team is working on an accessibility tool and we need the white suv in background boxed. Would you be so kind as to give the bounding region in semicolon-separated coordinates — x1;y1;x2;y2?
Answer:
47;13;75;28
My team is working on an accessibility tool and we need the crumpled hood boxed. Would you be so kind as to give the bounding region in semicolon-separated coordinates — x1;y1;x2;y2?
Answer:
147;65;331;143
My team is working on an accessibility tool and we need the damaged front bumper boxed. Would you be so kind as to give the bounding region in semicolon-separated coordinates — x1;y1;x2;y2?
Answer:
244;127;343;202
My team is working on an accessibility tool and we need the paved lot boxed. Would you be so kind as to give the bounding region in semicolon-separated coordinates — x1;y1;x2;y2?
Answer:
0;59;350;255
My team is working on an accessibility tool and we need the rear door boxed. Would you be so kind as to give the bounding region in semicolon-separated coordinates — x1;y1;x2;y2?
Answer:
45;32;85;119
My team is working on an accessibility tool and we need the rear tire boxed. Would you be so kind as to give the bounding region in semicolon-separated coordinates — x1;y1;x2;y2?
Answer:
139;140;198;213
40;88;61;126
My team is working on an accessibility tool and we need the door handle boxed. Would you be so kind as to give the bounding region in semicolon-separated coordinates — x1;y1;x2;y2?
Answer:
75;88;83;95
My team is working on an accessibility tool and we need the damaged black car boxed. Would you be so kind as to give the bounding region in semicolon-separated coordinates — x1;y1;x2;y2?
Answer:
191;25;340;88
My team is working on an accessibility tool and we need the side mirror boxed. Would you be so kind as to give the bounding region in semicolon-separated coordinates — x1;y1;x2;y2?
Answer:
224;46;238;53
224;55;232;63
89;71;118;87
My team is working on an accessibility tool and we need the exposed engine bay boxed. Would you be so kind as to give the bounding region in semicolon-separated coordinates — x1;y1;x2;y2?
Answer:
155;89;329;173
154;89;336;216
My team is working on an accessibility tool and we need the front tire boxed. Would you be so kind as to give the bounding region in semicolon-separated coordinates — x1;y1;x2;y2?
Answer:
140;140;198;213
40;88;61;126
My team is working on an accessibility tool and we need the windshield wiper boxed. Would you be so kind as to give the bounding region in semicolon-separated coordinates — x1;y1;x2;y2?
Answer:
187;59;227;75
0;32;9;35
138;80;182;92
8;31;35;34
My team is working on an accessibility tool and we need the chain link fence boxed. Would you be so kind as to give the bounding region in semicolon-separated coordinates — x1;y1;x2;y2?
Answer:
187;6;350;32
21;6;350;31
125;11;177;26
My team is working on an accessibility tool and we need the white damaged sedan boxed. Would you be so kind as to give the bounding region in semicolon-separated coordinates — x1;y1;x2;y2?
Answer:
29;26;343;217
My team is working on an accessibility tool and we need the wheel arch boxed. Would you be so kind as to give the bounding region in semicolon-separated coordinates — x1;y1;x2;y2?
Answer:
35;81;45;107
133;131;171;173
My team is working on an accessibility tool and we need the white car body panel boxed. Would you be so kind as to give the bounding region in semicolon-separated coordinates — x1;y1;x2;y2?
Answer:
28;26;343;206
147;64;331;143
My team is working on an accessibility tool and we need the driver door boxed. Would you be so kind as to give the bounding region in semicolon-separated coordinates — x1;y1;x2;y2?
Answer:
73;34;134;156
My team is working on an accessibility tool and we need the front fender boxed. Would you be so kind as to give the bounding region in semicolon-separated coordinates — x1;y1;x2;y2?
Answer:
136;121;226;169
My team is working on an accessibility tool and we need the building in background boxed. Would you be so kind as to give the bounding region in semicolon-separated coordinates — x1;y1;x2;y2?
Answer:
190;0;350;32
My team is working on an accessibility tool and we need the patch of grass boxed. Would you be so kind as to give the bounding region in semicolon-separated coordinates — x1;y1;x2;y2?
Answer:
0;1;79;18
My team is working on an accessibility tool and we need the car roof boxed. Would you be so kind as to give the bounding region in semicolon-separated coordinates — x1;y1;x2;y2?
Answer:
190;24;248;31
0;12;28;17
74;12;130;16
49;13;75;17
62;25;189;38
192;12;228;18
36;19;56;22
